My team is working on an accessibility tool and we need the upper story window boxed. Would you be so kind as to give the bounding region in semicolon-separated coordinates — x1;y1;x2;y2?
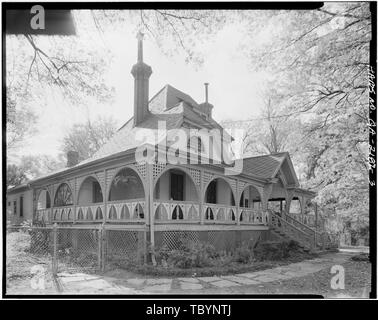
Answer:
54;183;73;207
187;136;204;154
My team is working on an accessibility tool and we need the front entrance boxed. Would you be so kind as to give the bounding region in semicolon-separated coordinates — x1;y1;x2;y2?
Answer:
170;172;184;201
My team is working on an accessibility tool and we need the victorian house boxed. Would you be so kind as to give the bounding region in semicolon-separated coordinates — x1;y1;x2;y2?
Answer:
7;33;325;251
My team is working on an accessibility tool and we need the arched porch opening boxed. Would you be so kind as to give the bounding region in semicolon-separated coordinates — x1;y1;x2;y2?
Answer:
37;189;51;210
53;183;74;222
77;176;103;205
267;180;287;217
154;168;200;221
204;178;235;221
239;185;262;223
76;176;104;221
107;167;146;220
36;189;51;222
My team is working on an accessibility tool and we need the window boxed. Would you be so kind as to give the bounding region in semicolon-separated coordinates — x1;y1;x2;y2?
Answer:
8;201;10;206
92;181;103;203
13;201;17;215
20;196;23;217
187;136;204;154
46;192;51;208
54;183;73;207
170;172;184;201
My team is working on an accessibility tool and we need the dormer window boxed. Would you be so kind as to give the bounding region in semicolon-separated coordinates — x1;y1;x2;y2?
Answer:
187;136;204;154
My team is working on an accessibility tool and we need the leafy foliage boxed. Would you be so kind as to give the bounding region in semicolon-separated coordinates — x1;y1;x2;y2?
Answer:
62;116;117;161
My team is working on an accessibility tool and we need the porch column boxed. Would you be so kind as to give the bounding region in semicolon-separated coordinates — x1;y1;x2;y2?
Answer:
147;163;155;263
32;188;37;224
200;169;204;225
236;180;240;225
103;169;107;223
285;189;295;219
300;195;309;223
73;178;77;224
261;183;273;224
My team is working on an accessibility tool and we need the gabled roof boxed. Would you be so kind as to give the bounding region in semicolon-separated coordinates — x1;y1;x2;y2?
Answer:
149;84;199;112
85;85;225;163
242;152;299;186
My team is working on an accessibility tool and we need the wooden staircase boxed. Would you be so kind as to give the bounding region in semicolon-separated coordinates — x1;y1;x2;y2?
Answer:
268;210;336;251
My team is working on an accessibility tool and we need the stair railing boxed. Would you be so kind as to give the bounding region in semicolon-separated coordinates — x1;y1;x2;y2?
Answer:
269;210;315;249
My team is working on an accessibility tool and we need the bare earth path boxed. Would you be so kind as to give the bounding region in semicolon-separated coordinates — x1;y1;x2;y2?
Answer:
42;252;370;298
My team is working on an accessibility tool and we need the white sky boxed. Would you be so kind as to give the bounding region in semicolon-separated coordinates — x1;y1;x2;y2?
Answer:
11;11;270;160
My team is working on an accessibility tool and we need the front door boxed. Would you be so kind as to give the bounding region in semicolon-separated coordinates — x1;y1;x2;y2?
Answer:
170;172;184;201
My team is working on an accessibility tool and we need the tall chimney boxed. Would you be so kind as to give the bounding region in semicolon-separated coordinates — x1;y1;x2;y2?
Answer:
66;150;79;167
131;31;152;126
204;82;209;103
199;82;213;118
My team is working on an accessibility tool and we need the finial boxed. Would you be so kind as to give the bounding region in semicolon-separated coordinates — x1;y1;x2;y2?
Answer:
136;30;144;62
137;30;144;41
204;83;209;103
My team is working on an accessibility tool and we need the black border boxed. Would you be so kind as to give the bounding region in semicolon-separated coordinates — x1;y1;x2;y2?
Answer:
2;1;377;303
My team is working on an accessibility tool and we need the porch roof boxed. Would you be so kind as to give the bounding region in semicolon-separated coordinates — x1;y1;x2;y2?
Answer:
242;152;289;179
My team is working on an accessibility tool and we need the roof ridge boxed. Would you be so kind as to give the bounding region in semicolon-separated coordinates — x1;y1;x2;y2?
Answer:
243;152;288;160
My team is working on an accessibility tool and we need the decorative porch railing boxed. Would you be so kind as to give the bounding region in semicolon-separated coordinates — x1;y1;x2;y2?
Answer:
52;206;74;222
35;208;52;222
154;201;200;221
270;211;315;249
203;203;237;223
290;213;316;226
240;208;269;225
285;214;316;239
76;204;104;221
106;199;145;221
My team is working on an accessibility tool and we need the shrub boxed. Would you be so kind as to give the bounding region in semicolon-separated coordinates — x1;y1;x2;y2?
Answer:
232;241;255;264
350;253;369;262
155;239;218;269
254;240;303;261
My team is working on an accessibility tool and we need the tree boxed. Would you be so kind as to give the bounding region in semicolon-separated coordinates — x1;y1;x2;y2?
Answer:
6;164;27;188
244;3;370;229
6;154;67;188
6;10;226;155
221;85;302;158
62;116;117;161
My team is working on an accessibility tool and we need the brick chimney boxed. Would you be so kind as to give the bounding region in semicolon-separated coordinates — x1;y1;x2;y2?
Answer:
66;150;79;167
131;31;152;126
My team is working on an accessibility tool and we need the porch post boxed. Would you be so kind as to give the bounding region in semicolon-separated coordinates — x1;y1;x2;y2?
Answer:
200;169;204;225
147;163;156;264
236;179;240;225
285;189;295;220
261;183;273;224
104;169;108;223
73;178;77;224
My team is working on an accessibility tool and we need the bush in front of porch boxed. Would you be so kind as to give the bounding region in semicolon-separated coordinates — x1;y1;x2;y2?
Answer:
114;238;318;277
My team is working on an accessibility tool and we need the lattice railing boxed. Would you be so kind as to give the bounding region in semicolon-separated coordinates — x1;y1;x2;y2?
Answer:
203;203;237;222
270;211;315;249
240;208;269;225
154;201;200;221
106;199;145;221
